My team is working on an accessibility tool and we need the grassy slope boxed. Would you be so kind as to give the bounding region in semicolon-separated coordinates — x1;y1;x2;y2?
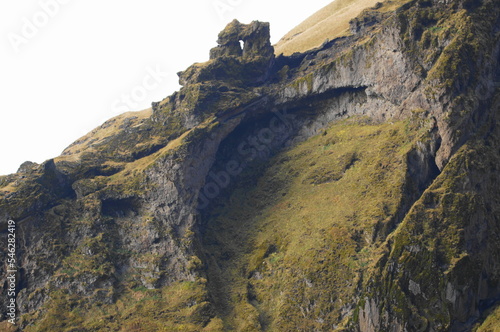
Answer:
476;305;500;331
58;108;153;161
14;115;430;331
275;0;386;55
22;280;221;332
367;141;500;329
202;116;432;330
6;0;500;330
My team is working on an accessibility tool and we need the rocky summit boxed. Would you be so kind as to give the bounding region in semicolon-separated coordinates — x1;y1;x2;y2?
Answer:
1;0;500;331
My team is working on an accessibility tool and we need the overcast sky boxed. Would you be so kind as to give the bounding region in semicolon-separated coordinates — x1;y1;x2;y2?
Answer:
0;0;333;175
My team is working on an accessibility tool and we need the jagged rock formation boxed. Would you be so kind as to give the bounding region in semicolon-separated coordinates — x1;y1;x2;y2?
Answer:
179;20;274;87
209;20;274;60
1;0;500;331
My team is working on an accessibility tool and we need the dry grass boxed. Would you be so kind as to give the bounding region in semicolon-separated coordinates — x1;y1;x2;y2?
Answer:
274;0;410;55
0;183;17;194
476;305;500;332
203;117;424;329
275;0;381;55
56;108;153;162
0;322;17;332
24;280;214;332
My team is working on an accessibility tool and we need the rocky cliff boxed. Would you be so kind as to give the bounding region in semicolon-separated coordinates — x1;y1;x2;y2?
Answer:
1;0;500;331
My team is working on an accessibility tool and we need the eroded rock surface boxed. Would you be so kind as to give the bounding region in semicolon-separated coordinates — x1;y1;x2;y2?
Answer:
1;0;500;330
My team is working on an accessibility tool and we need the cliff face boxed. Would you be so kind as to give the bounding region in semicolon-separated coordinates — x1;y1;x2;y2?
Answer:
1;0;500;330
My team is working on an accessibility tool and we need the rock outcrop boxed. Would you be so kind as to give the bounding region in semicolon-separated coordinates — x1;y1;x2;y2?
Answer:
209;19;274;60
179;20;274;87
1;0;500;330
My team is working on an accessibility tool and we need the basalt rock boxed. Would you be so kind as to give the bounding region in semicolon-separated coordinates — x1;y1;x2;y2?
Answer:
179;20;275;87
209;19;274;60
1;0;500;330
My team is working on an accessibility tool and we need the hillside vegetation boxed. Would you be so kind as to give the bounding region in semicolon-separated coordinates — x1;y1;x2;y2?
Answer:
1;0;500;330
274;0;408;55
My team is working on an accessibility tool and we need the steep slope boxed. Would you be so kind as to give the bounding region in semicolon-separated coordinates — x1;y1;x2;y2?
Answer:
201;116;440;330
1;0;500;331
274;0;383;55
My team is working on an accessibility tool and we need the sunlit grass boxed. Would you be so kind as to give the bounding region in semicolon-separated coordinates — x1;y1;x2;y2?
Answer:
274;0;412;55
203;117;427;329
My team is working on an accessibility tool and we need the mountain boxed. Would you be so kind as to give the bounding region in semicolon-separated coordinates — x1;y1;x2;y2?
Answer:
274;0;383;55
1;0;500;330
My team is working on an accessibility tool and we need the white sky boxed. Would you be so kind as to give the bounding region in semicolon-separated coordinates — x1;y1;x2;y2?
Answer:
0;0;333;175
